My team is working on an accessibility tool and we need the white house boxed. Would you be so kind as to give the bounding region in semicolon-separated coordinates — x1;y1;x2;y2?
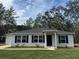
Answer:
6;28;75;48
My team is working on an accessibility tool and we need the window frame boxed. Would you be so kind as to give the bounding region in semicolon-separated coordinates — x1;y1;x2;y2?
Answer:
15;36;21;43
32;35;45;43
32;36;38;43
22;36;28;43
39;35;45;43
15;35;28;43
59;35;68;44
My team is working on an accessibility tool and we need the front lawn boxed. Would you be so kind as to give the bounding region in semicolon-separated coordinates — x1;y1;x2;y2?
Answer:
0;48;79;59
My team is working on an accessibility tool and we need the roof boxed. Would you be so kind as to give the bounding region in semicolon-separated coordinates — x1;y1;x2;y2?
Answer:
6;28;75;35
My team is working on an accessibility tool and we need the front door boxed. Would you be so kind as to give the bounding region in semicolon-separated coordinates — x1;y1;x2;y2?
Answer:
47;35;52;46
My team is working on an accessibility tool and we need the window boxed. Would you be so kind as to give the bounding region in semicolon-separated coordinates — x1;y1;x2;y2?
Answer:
59;35;68;43
22;36;28;43
32;35;45;43
15;35;28;43
39;36;45;43
15;36;21;43
32;36;38;43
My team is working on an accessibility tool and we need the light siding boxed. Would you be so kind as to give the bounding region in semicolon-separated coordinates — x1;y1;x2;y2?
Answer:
57;35;74;47
6;34;74;48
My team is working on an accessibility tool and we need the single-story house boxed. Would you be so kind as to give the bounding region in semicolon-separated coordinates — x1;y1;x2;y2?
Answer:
6;28;75;48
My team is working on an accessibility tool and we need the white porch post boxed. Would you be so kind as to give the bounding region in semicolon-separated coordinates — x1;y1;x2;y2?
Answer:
44;33;47;48
38;35;39;45
29;35;32;45
54;32;57;48
21;36;22;45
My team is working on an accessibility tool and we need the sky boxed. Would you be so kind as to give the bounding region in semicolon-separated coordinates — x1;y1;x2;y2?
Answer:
0;0;68;25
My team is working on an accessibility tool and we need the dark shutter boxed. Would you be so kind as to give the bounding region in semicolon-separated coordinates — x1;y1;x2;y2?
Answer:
66;35;68;43
27;35;28;43
15;36;17;43
32;36;33;43
59;36;61;43
43;35;45;43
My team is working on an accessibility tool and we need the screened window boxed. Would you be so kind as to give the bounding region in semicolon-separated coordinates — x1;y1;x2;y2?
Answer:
15;36;21;43
59;35;68;43
22;36;28;43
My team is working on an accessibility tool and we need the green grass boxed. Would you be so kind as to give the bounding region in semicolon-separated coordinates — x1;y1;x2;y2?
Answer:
0;48;79;59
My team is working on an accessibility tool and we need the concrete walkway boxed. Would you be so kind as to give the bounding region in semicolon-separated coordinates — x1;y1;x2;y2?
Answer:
0;45;11;49
0;45;55;50
1;47;55;50
3;48;55;50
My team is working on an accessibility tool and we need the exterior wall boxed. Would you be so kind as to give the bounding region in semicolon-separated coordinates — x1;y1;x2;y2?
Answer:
6;35;15;45
6;34;45;47
6;33;74;48
57;35;74;48
67;35;74;47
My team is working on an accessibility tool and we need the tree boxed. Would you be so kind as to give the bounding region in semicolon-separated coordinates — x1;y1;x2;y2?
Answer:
32;6;74;31
24;17;33;29
41;7;73;31
0;3;16;35
4;7;16;25
16;25;29;31
33;13;42;28
4;7;16;33
0;4;5;25
63;0;79;43
64;0;79;27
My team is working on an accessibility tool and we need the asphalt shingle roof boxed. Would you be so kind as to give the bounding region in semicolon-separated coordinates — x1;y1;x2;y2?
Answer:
8;28;74;35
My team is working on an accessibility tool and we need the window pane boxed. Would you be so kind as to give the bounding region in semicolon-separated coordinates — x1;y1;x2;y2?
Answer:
61;40;65;43
32;36;38;43
15;36;21;43
34;39;38;42
59;36;66;43
39;35;45;43
22;36;28;43
61;36;65;40
17;36;21;43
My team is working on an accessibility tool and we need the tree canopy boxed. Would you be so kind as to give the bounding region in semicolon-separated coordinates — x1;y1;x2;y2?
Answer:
0;3;16;35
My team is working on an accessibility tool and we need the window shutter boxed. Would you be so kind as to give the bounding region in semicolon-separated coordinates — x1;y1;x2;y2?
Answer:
32;36;33;43
27;35;28;43
66;35;68;43
59;36;61;43
15;36;17;43
43;35;45;43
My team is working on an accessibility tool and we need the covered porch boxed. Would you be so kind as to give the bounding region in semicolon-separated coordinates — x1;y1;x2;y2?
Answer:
44;30;57;48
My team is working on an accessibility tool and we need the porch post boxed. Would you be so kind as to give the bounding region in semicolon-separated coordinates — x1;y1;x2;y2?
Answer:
38;35;39;45
21;36;22;45
29;35;32;45
44;33;47;48
54;32;57;48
